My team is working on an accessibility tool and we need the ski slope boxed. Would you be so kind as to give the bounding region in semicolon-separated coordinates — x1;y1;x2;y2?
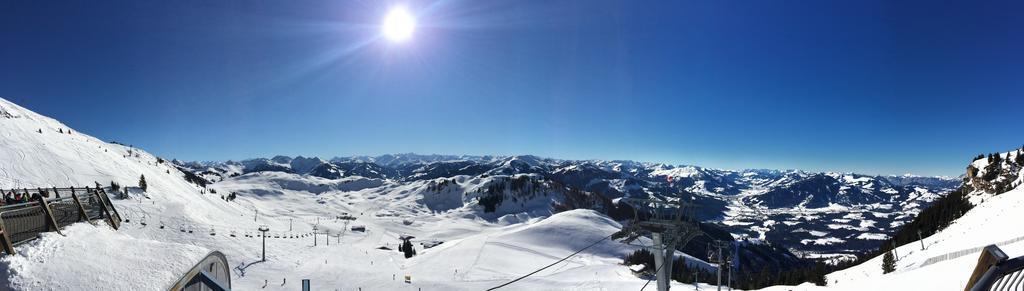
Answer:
0;97;716;290
5;96;1020;290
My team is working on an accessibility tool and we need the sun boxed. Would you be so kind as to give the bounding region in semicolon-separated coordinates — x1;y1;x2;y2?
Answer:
382;6;415;42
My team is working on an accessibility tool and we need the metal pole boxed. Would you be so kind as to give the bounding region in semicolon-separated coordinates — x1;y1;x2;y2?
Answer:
730;241;737;291
290;219;293;231
918;229;925;250
652;233;668;291
664;238;675;291
892;241;899;261
717;244;722;291
313;226;318;246
259;226;269;262
727;259;732;291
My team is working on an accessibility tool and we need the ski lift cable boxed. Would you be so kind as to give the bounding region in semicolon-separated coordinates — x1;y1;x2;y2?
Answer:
485;232;614;291
127;209;335;238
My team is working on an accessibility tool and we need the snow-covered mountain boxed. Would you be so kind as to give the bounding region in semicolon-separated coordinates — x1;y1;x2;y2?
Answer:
817;147;1024;290
180;154;961;258
965;150;1024;199
5;96;1008;290
0;97;719;290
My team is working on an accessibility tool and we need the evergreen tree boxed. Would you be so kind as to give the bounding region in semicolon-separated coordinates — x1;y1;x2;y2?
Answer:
880;187;972;251
139;174;148;192
400;239;417;258
623;249;655;274
882;251;896;274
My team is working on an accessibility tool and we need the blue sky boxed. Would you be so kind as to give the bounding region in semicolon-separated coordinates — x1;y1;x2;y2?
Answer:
2;1;1022;176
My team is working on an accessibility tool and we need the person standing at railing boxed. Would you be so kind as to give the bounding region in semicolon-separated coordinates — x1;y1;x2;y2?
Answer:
4;191;13;205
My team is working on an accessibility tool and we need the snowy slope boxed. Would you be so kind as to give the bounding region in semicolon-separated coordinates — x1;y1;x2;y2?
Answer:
0;98;264;289
0;98;187;190
761;149;1024;290
2;97;716;290
818;185;1024;290
1;224;209;290
3;96;1001;291
187;154;960;257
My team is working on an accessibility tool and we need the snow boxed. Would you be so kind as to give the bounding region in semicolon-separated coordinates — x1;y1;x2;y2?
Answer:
800;237;845;246
0;97;716;290
0;224;208;290
2;96;1020;291
855;233;888;240
650;166;702;179
809;231;829;237
825;185;1024;290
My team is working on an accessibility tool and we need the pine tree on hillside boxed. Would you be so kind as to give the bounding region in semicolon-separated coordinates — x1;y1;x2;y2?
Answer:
139;174;148;192
882;251;896;274
400;239;417;258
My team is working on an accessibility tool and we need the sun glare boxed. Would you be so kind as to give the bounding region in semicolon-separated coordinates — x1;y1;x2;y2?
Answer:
382;6;415;42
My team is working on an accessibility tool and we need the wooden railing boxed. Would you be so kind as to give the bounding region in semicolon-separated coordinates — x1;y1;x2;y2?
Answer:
965;245;1024;291
0;187;122;255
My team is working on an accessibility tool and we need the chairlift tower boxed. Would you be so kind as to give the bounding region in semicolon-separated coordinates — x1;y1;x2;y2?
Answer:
621;193;703;291
710;240;730;291
258;225;270;262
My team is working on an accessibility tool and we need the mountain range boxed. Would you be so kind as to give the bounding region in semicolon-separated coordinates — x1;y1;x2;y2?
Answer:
178;153;962;258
